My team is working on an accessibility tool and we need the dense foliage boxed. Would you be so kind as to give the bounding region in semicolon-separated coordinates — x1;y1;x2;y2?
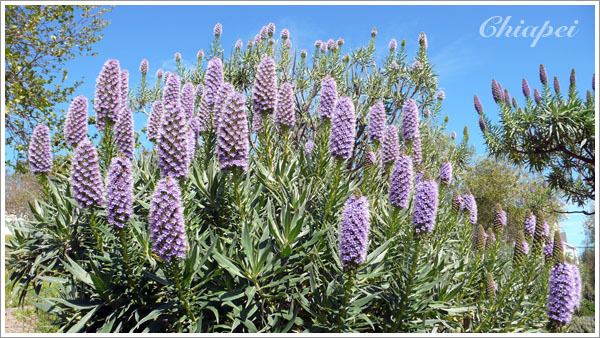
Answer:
7;23;581;333
462;157;565;241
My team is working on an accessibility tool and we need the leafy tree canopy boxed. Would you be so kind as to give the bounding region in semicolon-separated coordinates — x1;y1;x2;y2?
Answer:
477;66;595;214
5;5;112;171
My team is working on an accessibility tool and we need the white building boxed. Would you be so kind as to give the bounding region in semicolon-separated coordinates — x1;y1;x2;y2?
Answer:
560;231;579;264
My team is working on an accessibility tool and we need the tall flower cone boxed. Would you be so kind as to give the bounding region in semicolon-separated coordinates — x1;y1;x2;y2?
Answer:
339;189;370;269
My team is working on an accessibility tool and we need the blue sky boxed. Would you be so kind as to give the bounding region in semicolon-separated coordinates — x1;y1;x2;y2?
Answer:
5;4;596;248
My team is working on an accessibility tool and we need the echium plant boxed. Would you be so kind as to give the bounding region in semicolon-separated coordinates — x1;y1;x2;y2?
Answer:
9;22;561;334
476;65;595;212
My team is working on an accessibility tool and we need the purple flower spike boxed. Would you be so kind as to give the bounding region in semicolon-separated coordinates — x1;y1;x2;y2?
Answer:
439;158;452;185
371;27;377;38
213;22;222;37
181;82;196;120
280;28;289;39
418;32;428;49
437;90;445;100
188;116;200;144
253;57;277;115
548;262;581;326
197;49;204;60
114;107;134;159
503;89;511;106
147;100;163;142
163;71;171;84
522;78;531;98
412;61;422;70
401;99;420;141
197;92;211;132
337;37;344;46
340;191;370;268
120;70;129;109
71;139;103;208
64;95;88;147
451;131;457;139
94;59;122;130
389;38;397;51
522;240;530;255
365;151;377;166
260;26;268;40
329;96;356;160
539;64;548;86
544;239;554;261
542;221;550;238
213;82;234;131
493;204;506;234
267;22;275;36
205;57;225;108
304;141;315;154
491;79;504;103
319;76;338;119
150;176;188;262
218;91;249;171
320;42;327;53
139;59;149;75
174;52;181;62
158;103;191;178
235;39;243;50
382;125;400;165
29;125;53;174
327;39;336;51
524;211;536;237
196;84;204;99
369;102;386;143
478;116;487;132
474;95;484;114
463;191;478;225
275;82;295;128
390;154;413;209
534;88;543;104
412;173;439;234
106;156;133;228
554;76;561;95
314;40;322;49
254;34;261;45
163;72;181;110
252;111;264;134
285;39;292;49
156;68;163;79
411;135;422;165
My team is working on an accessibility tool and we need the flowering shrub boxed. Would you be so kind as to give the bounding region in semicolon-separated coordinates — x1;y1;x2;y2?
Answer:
6;23;577;333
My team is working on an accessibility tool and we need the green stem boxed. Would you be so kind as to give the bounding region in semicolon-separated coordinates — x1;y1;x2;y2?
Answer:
233;171;245;223
89;208;104;255
171;262;195;323
392;238;423;332
337;269;355;332
474;265;520;332
457;252;482;303
119;227;142;304
502;262;536;332
322;160;343;228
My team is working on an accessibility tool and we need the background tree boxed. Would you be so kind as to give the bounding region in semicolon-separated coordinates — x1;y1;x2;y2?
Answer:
462;156;565;241
580;215;594;304
476;65;595;214
5;5;112;171
4;170;42;219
